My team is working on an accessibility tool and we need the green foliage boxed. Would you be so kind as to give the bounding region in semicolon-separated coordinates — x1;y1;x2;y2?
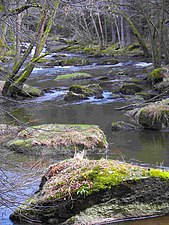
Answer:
77;186;89;197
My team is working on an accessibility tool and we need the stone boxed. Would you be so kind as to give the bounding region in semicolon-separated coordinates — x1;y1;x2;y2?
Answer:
119;83;143;94
6;124;108;155
10;158;169;225
111;121;137;130
55;72;92;81
22;84;42;97
97;58;119;65
64;84;103;101
129;99;169;129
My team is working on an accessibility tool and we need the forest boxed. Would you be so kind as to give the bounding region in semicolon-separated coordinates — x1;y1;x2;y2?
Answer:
0;0;169;225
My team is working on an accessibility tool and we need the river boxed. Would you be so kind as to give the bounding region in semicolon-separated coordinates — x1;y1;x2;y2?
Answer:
0;54;169;224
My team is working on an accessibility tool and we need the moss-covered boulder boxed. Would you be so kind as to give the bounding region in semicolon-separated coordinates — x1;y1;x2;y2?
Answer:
97;58;119;65
0;81;42;98
22;84;42;97
55;72;92;81
136;91;158;100
155;78;169;93
6;124;108;155
119;83;143;94
64;84;103;101
111;121;137;130
148;68;167;84
10;158;169;225
129;99;169;129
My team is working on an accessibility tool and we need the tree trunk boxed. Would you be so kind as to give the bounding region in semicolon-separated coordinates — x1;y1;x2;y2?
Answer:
112;10;150;57
2;0;60;98
15;13;22;64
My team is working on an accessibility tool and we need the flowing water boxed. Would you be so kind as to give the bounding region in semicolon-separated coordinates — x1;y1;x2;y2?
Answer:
1;54;169;224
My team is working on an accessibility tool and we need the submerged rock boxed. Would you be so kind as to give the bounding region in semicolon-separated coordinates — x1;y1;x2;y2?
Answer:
6;124;108;155
64;84;103;101
10;158;169;224
129;99;169;129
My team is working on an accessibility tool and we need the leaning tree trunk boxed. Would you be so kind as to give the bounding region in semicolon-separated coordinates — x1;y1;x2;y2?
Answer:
112;10;150;57
2;0;60;98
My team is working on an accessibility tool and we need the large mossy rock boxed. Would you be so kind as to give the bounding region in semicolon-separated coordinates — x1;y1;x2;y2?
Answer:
64;84;103;101
119;83;143;94
6;124;108;155
46;57;90;67
148;67;167;84
97;58;119;65
22;84;42;97
10;158;169;225
129;99;169;129
155;78;169;93
55;72;92;81
111;121;137;130
0;81;42;98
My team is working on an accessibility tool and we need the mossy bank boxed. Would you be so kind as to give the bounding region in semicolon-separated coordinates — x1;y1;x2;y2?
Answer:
10;158;169;224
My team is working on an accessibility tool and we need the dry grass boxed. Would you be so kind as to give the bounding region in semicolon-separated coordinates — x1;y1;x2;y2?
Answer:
129;99;169;129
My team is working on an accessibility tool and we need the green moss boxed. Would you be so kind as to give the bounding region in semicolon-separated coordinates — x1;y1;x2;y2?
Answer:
127;44;140;51
55;72;92;80
149;168;169;180
10;158;169;224
69;85;93;96
36;58;48;63
149;68;166;82
0;5;5;11
7;139;33;150
22;84;42;96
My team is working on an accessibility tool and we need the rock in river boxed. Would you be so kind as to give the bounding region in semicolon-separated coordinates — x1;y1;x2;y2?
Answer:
129;98;169;129
5;124;108;155
64;84;103;101
10;158;169;224
55;72;92;81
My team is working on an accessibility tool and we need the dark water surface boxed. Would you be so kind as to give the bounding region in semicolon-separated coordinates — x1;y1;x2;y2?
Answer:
1;55;169;224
